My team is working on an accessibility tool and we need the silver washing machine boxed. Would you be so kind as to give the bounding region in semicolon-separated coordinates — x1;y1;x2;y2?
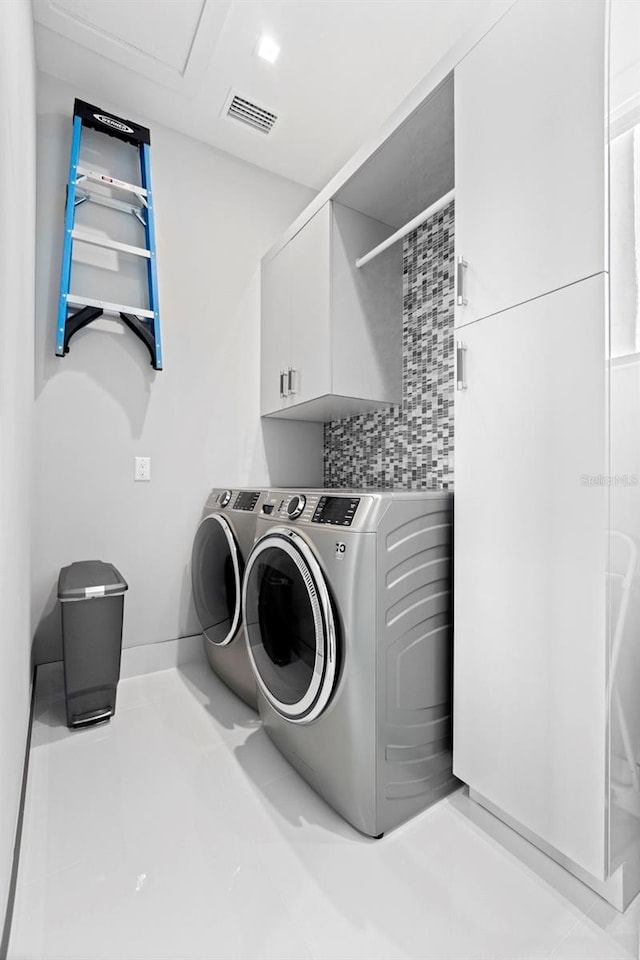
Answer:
191;488;265;711
242;488;457;837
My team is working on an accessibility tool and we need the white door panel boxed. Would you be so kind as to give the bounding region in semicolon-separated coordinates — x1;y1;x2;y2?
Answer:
261;243;291;416
289;203;331;407
455;0;606;327
453;275;608;879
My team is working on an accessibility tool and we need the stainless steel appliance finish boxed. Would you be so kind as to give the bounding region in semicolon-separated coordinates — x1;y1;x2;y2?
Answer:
191;488;265;710
242;488;456;836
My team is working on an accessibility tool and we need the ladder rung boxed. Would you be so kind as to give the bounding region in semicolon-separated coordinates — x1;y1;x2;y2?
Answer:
66;294;154;319
72;229;151;259
76;166;147;199
76;188;145;221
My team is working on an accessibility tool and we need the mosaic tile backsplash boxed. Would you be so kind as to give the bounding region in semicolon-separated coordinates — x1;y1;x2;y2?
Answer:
323;199;455;490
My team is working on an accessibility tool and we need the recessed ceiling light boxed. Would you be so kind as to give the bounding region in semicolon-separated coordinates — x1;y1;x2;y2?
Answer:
257;36;280;64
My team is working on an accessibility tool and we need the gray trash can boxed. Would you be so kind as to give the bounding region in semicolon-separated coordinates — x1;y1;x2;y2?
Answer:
58;561;128;728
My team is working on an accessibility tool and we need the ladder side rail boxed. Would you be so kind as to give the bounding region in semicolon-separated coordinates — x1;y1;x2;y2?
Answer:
56;115;83;357
139;142;162;370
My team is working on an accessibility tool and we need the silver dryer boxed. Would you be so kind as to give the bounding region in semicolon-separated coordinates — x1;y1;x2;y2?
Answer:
242;488;457;836
191;488;265;710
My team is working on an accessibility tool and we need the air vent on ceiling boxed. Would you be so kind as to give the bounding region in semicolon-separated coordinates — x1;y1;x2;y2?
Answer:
223;93;278;134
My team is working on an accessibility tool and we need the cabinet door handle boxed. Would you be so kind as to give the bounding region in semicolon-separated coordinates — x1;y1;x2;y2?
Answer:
456;256;468;307
287;367;297;395
456;342;468;390
279;371;287;398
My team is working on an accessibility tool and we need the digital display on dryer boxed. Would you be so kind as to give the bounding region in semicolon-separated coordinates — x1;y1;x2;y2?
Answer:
234;491;260;511
312;496;360;526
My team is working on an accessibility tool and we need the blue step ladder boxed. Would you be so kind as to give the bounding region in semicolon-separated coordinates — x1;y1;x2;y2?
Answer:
56;99;163;370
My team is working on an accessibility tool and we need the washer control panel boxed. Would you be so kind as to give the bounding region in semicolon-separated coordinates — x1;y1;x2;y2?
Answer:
286;494;306;519
260;492;361;527
206;489;264;513
261;492;320;523
312;495;360;527
233;490;260;512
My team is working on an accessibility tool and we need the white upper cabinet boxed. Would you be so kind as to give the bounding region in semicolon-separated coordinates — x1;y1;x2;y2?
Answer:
261;73;454;422
261;231;295;417
288;203;332;412
261;201;402;422
454;0;607;328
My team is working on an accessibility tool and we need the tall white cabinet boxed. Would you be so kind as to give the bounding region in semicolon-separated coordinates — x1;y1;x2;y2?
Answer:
453;0;639;909
454;276;609;878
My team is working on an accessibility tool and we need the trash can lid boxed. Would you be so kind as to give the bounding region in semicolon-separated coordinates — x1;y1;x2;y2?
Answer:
58;561;128;601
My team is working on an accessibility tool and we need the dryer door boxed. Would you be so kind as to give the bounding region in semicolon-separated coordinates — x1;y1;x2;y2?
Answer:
242;529;338;723
191;514;242;646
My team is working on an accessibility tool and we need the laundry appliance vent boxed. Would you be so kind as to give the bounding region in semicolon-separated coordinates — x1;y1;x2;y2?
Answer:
223;93;278;134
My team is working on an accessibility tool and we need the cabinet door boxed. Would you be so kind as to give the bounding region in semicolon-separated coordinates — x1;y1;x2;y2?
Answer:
453;274;608;879
289;203;331;407
455;0;606;328
261;242;291;416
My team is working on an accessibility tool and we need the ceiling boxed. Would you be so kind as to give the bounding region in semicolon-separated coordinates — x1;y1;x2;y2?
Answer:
33;0;495;191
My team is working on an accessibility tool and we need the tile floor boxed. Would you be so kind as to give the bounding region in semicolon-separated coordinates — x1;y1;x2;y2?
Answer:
7;656;640;960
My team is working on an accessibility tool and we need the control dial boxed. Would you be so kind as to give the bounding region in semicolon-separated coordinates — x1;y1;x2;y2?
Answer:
217;490;232;508
286;494;306;520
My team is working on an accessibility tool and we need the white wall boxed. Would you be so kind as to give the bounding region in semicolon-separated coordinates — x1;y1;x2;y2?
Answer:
610;129;639;356
609;357;640;759
608;125;640;788
0;0;36;930
32;74;321;662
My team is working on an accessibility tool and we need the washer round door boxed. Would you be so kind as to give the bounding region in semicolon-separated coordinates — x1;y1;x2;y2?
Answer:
191;514;243;646
242;528;338;723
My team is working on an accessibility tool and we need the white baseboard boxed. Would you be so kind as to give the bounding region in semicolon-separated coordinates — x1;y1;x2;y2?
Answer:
35;635;206;687
468;787;640;912
120;635;205;679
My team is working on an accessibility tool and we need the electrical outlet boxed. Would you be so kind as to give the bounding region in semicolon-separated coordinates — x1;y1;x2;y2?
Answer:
134;456;151;481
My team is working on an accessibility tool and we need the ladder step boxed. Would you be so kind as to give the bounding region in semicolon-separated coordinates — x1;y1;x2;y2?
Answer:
66;294;154;319
72;229;151;259
76;165;147;199
76;188;145;222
